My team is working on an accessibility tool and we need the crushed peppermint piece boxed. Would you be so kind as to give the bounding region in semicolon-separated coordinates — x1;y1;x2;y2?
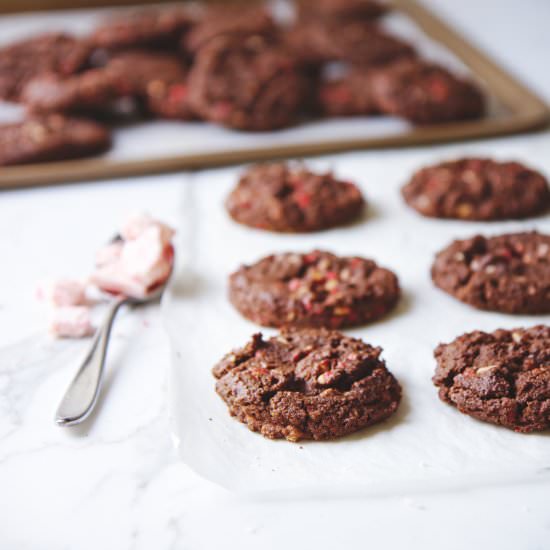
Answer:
49;306;95;338
37;279;88;307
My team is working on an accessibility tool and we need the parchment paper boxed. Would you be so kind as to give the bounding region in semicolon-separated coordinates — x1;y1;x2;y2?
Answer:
162;155;550;496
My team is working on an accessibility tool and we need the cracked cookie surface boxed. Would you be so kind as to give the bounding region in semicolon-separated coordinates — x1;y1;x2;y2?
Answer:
431;232;550;314
213;328;402;441
433;325;550;432
229;250;400;328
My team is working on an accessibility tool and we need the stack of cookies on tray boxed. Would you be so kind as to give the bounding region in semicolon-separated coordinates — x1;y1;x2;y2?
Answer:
0;0;486;166
213;157;550;442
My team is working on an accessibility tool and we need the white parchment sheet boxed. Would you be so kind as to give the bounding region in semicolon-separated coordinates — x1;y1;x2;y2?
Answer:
162;149;550;496
0;7;502;163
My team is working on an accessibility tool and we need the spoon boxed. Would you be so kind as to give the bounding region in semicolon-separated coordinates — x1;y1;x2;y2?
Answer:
55;270;172;427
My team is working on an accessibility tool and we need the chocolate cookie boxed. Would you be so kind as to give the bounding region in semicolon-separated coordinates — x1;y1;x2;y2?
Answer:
431;232;550;314
229;250;400;328
0;33;91;101
91;6;195;50
213;328;402;441
0;115;111;166
371;59;485;124
226;163;365;232
319;70;379;117
188;34;308;131
22;51;191;118
183;6;276;55
402;158;550;220
433;325;550;433
297;0;389;22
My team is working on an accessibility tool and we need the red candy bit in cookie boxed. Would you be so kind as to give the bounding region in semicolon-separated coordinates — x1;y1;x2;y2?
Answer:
168;83;187;102
427;77;449;101
294;190;311;209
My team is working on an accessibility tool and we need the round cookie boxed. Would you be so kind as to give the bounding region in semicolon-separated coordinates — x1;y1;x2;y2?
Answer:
431;231;550;314
187;34;308;131
226;163;365;232
213;328;402;441
402;158;550;220
371;59;485;124
433;325;550;433
229;250;400;328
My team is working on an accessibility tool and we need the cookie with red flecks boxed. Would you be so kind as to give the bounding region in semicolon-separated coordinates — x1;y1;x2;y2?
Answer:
433;325;550;433
187;34;309;131
431;231;550;314
226;162;365;232
402;158;550;220
213;328;402;441
229;250;400;328
371;59;485;124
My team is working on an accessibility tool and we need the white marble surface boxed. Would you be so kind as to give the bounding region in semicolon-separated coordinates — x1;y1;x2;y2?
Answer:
1;1;550;548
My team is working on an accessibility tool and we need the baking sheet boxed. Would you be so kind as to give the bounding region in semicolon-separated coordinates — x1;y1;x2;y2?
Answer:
0;1;547;187
0;7;494;158
162;153;550;496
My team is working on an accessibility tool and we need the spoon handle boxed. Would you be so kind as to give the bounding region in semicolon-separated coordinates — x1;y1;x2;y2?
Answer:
55;297;127;426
